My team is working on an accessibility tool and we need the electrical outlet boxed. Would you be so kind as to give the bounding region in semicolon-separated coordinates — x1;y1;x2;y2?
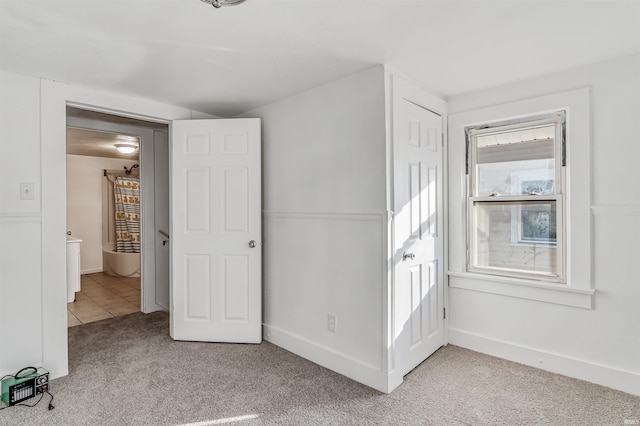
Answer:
19;183;34;200
327;314;336;333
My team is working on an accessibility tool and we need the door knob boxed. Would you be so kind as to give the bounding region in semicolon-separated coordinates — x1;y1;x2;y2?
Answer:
403;252;415;261
248;240;257;248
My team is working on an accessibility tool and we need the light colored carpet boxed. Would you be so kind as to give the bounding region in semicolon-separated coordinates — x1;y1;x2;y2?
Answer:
1;312;638;425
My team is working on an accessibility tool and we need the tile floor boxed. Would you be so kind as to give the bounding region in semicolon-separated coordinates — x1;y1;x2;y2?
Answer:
67;272;140;327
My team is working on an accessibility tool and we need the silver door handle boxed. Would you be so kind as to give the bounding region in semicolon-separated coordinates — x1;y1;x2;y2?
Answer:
403;252;415;261
248;240;257;248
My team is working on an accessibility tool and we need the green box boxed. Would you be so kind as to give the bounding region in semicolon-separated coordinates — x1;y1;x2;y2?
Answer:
1;368;49;406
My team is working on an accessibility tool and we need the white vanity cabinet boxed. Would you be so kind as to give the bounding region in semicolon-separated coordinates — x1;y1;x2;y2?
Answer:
66;236;82;303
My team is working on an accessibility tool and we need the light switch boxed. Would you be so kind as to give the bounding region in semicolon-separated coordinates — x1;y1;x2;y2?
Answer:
20;183;35;200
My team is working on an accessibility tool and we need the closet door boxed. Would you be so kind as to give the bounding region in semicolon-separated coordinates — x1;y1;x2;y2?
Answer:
393;80;445;377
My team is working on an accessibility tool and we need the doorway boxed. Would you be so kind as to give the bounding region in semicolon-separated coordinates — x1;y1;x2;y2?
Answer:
37;80;263;378
65;107;170;325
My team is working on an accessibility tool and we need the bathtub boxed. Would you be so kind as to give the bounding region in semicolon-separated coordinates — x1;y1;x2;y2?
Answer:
103;249;141;278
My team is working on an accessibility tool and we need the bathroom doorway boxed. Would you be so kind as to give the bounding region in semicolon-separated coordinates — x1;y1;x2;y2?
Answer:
65;107;170;326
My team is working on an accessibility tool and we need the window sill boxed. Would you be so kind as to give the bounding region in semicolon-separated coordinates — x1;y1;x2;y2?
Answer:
448;271;594;309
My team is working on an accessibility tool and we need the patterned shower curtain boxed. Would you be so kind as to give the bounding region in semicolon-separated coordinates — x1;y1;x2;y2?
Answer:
114;176;141;253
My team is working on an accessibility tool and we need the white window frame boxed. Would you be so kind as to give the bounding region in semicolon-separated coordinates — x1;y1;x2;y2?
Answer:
466;113;566;283
447;88;594;309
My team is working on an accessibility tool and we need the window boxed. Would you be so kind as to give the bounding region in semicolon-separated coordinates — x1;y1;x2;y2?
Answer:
448;88;592;308
466;112;566;283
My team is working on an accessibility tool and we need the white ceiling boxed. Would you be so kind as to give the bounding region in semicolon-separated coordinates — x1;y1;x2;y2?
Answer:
66;107;167;158
66;127;141;159
2;1;639;117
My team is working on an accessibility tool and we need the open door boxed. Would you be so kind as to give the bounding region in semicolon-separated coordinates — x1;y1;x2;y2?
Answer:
170;118;261;343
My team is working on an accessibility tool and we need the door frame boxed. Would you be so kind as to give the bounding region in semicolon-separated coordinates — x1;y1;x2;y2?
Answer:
41;79;203;379
386;73;449;391
65;113;168;313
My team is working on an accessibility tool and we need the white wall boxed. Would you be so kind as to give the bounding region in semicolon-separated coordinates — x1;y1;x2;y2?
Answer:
0;71;43;373
66;155;139;274
246;66;391;391
0;67;203;379
446;54;640;396
255;67;387;213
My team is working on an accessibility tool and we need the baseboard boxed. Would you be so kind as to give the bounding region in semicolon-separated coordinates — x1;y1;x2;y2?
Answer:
263;324;396;393
449;328;640;396
80;268;102;275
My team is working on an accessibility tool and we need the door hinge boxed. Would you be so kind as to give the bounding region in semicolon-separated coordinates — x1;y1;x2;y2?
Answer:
443;307;446;319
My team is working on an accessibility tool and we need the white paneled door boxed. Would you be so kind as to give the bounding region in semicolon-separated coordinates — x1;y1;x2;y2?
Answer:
393;98;444;376
171;119;261;343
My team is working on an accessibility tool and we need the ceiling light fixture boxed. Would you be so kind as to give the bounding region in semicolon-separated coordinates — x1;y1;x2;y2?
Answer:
114;143;138;155
200;0;246;8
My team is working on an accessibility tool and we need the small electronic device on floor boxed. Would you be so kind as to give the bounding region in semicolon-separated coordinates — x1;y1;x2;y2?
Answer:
1;367;50;407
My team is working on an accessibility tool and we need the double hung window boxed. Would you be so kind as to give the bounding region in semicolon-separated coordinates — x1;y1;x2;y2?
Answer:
466;112;566;282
